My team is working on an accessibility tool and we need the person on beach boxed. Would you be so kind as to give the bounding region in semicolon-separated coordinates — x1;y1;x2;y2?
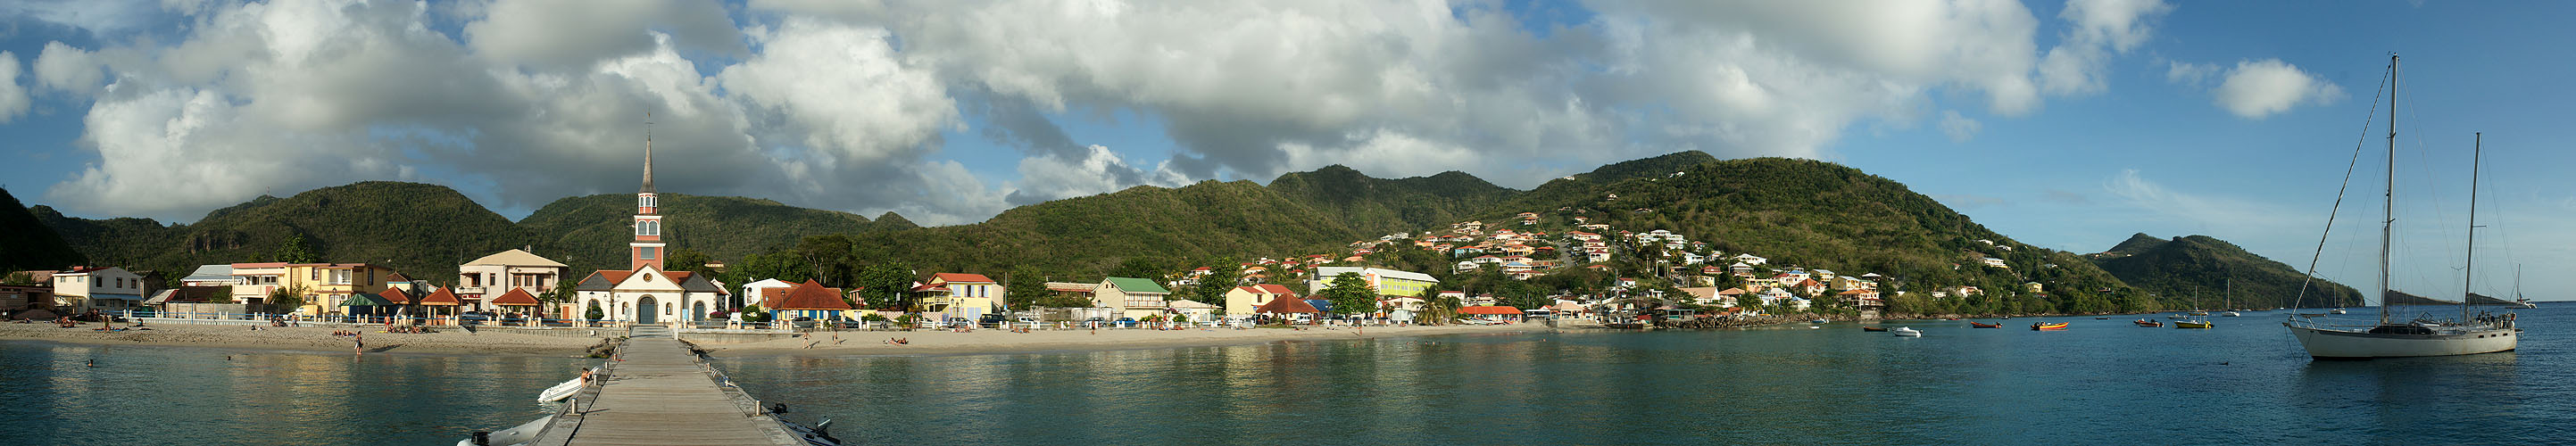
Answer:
353;334;364;355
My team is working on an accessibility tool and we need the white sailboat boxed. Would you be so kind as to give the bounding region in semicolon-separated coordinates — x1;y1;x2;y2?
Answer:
2284;54;2521;359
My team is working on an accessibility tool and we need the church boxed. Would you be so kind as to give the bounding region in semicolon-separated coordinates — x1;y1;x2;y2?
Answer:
572;129;727;326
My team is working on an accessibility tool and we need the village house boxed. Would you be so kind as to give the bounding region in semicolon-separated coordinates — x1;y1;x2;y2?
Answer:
1309;267;1438;298
50;266;146;311
1093;277;1173;319
455;249;569;311
918;273;1001;322
1224;284;1299;318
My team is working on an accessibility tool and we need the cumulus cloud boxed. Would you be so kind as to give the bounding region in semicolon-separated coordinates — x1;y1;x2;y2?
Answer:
24;0;2185;227
2211;59;2344;119
2165;60;2219;86
2037;0;2173;95
0;52;28;122
1939;111;1982;143
1007;145;1191;205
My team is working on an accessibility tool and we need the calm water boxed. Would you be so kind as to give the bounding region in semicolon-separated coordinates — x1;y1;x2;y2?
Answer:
0;343;592;446
3;305;2568;445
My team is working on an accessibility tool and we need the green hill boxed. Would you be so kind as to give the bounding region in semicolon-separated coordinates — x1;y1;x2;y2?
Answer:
2090;234;2365;309
1477;156;2145;313
0;187;87;272
1267;166;1516;235
517;193;895;273
842;179;1363;276
33;181;545;285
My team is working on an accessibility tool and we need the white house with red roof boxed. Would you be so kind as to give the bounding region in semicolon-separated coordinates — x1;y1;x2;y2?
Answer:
570;130;726;326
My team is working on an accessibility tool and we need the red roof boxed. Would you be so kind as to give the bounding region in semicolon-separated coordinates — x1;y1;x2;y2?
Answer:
385;273;412;283
933;273;996;284
1235;284;1297;297
491;288;543;306
418;287;462;306
774;279;852;310
759;288;789;308
1255;295;1321;314
377;287;413;305
589;270;635;285
1459;306;1524;315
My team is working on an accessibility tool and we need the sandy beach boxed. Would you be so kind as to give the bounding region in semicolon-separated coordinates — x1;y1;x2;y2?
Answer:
0;320;607;356
702;323;1553;357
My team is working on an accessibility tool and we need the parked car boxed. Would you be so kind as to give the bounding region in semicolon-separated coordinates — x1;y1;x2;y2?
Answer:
1116;318;1136;327
458;312;492;324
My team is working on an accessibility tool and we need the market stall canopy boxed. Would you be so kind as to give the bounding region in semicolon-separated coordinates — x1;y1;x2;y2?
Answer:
490;288;543;306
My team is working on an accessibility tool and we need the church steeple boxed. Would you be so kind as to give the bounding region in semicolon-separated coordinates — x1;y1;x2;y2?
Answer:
630;113;666;270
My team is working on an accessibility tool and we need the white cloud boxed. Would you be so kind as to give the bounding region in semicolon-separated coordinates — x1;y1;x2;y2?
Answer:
2211;59;2344;120
463;0;745;70
0;52;29;123
1007;145;1192;205
2037;0;2173;95
2165;60;2219;86
24;0;2186;227
0;0;162;36
1940;111;1982;143
2104;169;2296;230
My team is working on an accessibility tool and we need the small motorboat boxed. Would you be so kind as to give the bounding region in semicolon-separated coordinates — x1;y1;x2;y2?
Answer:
537;368;594;402
2330;308;2348;314
2221;311;2241;317
2030;322;2069;331
456;415;553;446
1892;327;1922;337
2133;318;2164;327
1968;322;2003;328
1811;318;1830;324
1862;326;1890;332
2173;320;2213;329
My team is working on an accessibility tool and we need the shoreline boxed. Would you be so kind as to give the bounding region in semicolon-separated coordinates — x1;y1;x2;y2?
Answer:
702;323;1553;357
0;321;602;357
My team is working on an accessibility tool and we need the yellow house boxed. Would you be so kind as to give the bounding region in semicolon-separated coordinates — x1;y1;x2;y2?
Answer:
1309;267;1438;298
279;263;399;316
1223;284;1299;317
919;273;1001;321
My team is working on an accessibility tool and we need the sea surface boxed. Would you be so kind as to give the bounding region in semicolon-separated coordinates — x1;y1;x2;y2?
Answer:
4;304;2570;445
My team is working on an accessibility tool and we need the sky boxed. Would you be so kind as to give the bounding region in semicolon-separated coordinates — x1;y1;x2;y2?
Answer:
0;0;2569;301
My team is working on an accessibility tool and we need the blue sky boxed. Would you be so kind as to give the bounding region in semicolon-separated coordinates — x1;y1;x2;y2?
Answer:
0;0;2568;301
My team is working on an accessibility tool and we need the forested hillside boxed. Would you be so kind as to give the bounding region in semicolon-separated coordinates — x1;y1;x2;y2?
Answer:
1267;166;1515;235
2090;234;2365;309
1;187;86;272
35;181;544;285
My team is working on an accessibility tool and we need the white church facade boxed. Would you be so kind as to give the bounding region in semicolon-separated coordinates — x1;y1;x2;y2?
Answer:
571;128;727;326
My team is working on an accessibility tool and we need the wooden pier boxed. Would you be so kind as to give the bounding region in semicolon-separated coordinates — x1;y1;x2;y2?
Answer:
526;326;804;446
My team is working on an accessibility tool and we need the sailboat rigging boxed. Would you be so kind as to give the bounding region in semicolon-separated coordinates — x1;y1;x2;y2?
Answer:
2283;54;2521;359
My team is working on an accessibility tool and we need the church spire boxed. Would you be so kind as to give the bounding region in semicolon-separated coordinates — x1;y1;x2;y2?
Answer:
641;113;656;194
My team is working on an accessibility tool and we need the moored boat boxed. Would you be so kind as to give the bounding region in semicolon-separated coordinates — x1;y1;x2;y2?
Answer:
1862;326;1889;332
537;368;594;402
2134;319;2163;327
2175;320;2213;328
1968;322;2002;328
456;415;553;446
1892;326;1922;337
2330;308;2347;314
2030;322;2068;331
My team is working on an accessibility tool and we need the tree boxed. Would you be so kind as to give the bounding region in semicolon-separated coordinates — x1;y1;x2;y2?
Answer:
1419;293;1463;325
1188;278;1231;307
666;248;714;275
1107;257;1166;282
207;285;236;304
1319;272;1375;317
539;277;578;318
853;263;915;310
268;284;308;310
1;272;36;286
797;234;861;286
1004;267;1047;310
272;233;319;263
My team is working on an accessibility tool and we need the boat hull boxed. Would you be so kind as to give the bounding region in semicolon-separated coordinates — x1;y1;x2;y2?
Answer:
2285;324;2518;359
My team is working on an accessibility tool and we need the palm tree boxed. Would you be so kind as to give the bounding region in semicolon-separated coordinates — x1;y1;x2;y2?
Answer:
1421;293;1464;325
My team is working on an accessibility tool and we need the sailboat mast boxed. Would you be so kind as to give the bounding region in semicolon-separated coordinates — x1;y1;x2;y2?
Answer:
2462;133;2481;323
2379;54;2397;326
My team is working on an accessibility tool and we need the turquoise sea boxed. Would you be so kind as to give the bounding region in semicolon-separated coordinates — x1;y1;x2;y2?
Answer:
4;304;2570;445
